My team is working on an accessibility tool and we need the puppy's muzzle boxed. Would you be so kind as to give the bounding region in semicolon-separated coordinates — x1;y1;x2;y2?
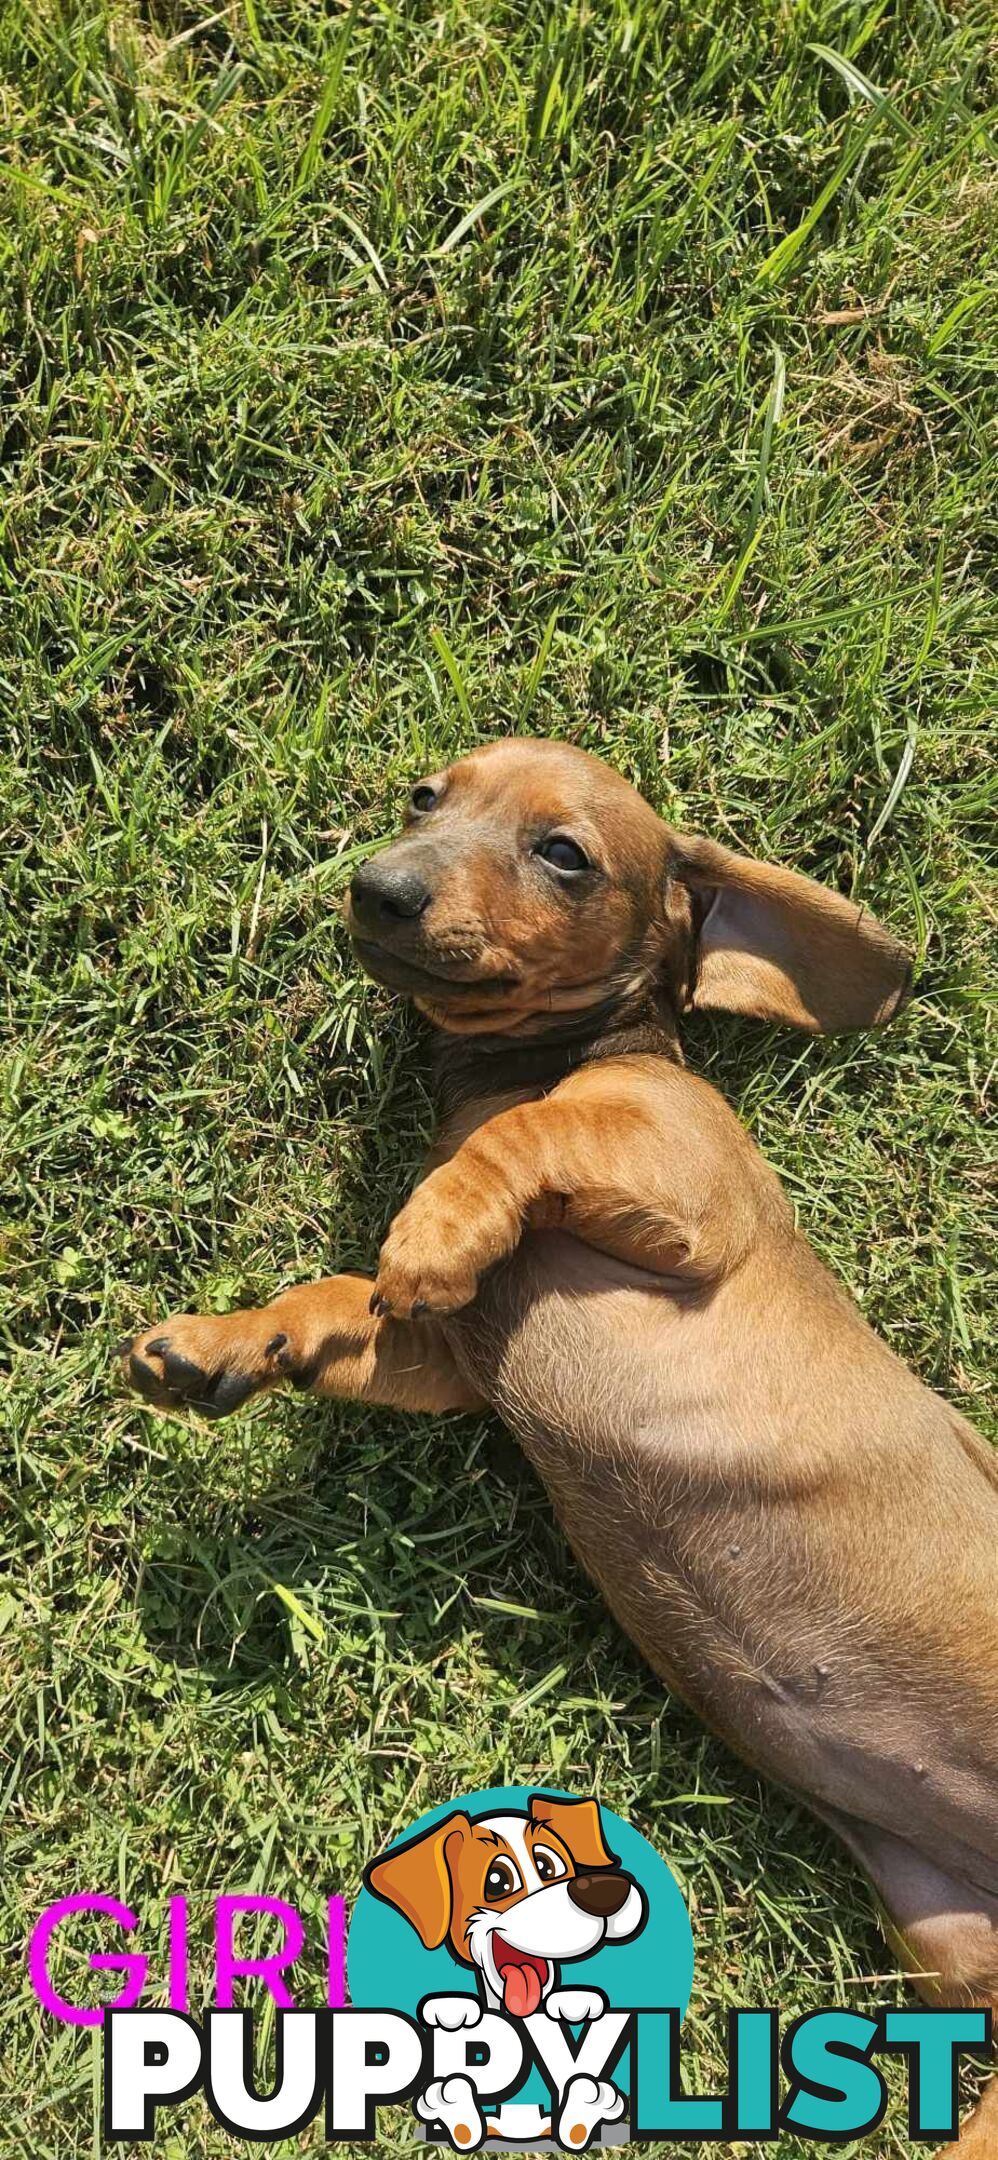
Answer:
566;1871;633;1918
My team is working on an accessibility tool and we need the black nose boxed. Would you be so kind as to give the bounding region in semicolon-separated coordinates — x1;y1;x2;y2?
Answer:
567;1871;632;1919
350;857;432;926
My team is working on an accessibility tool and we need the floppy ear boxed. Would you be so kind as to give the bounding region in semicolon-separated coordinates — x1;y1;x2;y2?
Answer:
668;831;911;1034
364;1813;471;1949
528;1794;618;1871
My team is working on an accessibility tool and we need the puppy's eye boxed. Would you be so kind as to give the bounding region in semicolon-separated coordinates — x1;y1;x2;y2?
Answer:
410;784;438;813
532;1845;567;1884
484;1859;522;1902
536;835;589;874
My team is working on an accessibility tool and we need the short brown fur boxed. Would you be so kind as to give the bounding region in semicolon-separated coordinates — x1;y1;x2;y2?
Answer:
121;739;997;2155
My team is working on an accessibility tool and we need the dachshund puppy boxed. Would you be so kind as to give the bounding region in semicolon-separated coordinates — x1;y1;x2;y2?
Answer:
121;739;998;2155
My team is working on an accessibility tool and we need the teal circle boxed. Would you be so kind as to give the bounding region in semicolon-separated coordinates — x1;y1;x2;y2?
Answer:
348;1785;693;2109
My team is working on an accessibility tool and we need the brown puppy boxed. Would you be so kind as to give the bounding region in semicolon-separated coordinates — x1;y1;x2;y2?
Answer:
121;738;998;2154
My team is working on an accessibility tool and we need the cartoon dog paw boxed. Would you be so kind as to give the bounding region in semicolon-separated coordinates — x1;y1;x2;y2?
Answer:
544;1987;608;2024
420;1994;483;2030
416;2074;486;2150
556;2074;625;2151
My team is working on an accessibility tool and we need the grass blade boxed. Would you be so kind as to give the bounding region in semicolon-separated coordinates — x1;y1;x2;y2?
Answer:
746;345;786;545
430;625;473;723
809;42;915;139
297;2;359;188
434;177;520;256
521;606;559;718
756;98;888;286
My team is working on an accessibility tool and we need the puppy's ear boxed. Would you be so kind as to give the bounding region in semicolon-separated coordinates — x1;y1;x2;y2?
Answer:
528;1794;618;1871
365;1813;471;1949
667;831;911;1034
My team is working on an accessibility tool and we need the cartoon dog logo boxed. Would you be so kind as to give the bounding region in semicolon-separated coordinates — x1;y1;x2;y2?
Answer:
365;1792;646;2149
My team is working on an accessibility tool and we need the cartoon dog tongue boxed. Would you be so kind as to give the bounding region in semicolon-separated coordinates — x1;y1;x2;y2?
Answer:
500;1955;544;2017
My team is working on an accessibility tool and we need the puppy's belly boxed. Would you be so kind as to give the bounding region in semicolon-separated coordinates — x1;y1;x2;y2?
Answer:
445;1233;998;1890
446;1227;699;1420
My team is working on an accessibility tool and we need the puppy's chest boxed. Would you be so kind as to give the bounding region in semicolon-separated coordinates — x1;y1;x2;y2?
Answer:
444;1231;676;1446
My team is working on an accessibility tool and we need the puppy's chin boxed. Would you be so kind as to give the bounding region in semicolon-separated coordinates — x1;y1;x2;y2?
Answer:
415;980;624;1037
414;993;536;1035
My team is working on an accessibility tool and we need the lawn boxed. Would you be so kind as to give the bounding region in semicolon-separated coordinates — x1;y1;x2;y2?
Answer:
1;0;995;2152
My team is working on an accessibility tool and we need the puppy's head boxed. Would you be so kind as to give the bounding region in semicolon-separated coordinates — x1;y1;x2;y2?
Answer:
366;1793;645;2015
347;737;910;1040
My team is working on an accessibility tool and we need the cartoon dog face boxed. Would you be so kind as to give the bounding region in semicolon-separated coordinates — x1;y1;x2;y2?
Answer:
366;1794;646;2016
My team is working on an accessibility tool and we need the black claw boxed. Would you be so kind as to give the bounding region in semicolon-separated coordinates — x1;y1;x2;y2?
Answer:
369;1291;380;1315
128;1352;177;1403
265;1332;288;1356
144;1337;170;1357
203;1371;257;1416
116;1335;135;1360
127;1341;205;1406
160;1349;211;1391
411;1299;429;1317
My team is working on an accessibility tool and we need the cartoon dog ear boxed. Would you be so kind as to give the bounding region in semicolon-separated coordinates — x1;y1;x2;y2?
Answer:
365;1813;472;1950
528;1794;618;1871
666;829;911;1035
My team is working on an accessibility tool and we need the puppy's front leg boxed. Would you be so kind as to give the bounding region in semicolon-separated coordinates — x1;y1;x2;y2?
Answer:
121;1274;484;1418
373;1055;758;1318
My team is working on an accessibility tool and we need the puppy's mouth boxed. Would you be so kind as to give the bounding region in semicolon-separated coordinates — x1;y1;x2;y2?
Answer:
491;1936;550;2017
350;933;517;1000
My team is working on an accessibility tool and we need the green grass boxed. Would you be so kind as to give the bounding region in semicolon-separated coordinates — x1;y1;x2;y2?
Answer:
1;0;995;2151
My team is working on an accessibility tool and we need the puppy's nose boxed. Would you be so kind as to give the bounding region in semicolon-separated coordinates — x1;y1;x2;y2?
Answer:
567;1871;632;1918
350;858;432;926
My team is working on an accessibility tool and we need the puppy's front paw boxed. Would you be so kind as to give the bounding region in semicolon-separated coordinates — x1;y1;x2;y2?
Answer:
371;1170;517;1320
118;1309;299;1419
371;1225;481;1322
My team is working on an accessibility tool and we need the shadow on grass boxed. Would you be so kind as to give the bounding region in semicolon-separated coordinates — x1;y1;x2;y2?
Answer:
133;1402;553;1686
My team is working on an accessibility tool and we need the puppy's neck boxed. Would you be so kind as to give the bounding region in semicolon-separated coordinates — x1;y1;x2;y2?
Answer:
431;985;682;1120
